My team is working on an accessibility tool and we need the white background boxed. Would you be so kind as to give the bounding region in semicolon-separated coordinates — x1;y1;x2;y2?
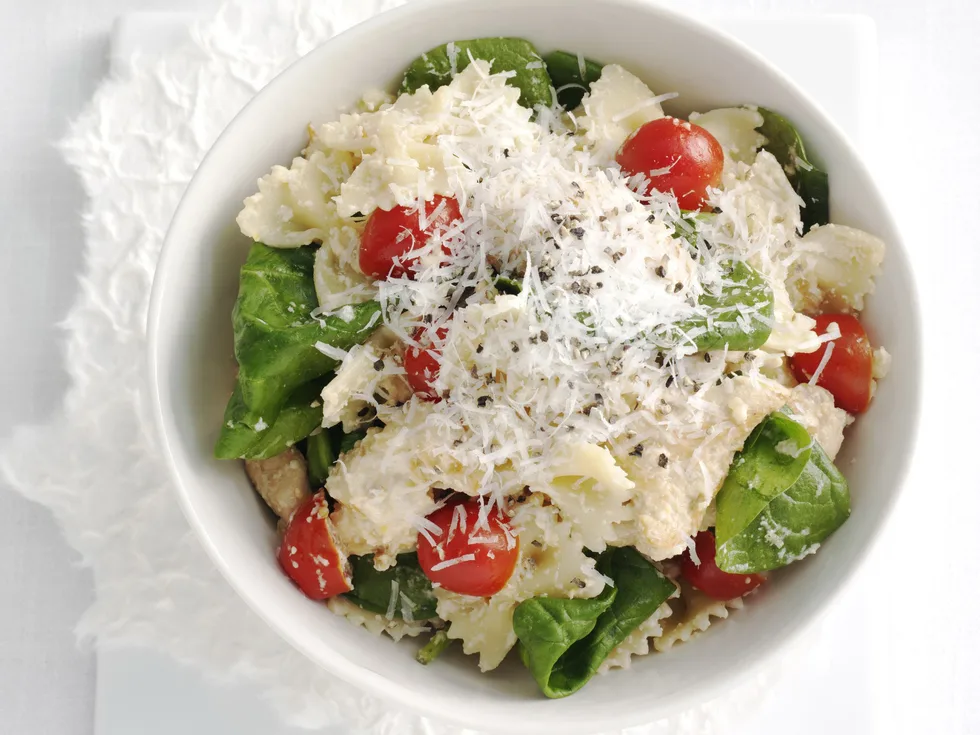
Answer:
1;1;977;734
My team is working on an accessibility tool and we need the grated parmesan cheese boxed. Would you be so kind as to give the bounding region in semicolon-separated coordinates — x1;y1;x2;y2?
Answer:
429;553;476;572
808;340;835;386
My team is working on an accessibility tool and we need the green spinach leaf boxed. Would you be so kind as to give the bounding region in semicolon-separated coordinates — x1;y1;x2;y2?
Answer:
543;50;604;110
672;211;715;253
231;243;381;426
715;412;851;574
416;629;452;665
343;553;437;620
494;275;522;295
691;260;774;351
514;586;616;696
514;547;676;698
214;379;324;460
332;426;368;455
400;38;553;109
305;431;334;488
757;108;829;233
656;260;773;352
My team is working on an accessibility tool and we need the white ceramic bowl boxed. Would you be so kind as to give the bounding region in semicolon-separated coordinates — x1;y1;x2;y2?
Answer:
148;0;920;731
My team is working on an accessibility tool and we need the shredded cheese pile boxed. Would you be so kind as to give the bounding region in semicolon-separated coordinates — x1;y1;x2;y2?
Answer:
312;63;801;542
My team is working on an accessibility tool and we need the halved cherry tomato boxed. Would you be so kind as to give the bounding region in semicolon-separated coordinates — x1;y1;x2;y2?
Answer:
680;530;765;601
403;325;449;401
789;313;873;414
359;195;463;280
616;117;724;211
416;497;520;597
277;493;352;600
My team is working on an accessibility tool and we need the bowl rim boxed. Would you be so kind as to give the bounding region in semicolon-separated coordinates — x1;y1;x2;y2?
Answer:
147;0;922;731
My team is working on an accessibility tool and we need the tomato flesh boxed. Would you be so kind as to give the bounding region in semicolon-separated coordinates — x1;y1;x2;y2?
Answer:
403;325;449;401
789;313;874;414
616;117;724;211
359;195;463;280
680;530;765;601
277;493;352;600
416;497;520;597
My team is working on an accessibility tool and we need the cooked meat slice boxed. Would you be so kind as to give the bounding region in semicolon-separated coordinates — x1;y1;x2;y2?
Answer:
245;447;312;520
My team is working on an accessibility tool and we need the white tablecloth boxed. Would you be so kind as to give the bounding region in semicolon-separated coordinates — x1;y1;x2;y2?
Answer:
1;1;976;734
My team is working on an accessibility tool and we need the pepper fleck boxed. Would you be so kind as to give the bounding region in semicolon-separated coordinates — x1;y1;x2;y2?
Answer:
665;375;674;388
503;148;510;157
673;282;683;293
590;265;603;274
476;344;484;354
539;331;550;343
630;444;644;457
571;227;585;239
704;353;711;363
655;351;665;368
511;342;520;353
373;359;385;371
477;396;491;408
655;265;666;278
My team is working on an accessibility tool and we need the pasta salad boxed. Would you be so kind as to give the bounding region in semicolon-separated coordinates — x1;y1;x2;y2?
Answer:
215;38;889;698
